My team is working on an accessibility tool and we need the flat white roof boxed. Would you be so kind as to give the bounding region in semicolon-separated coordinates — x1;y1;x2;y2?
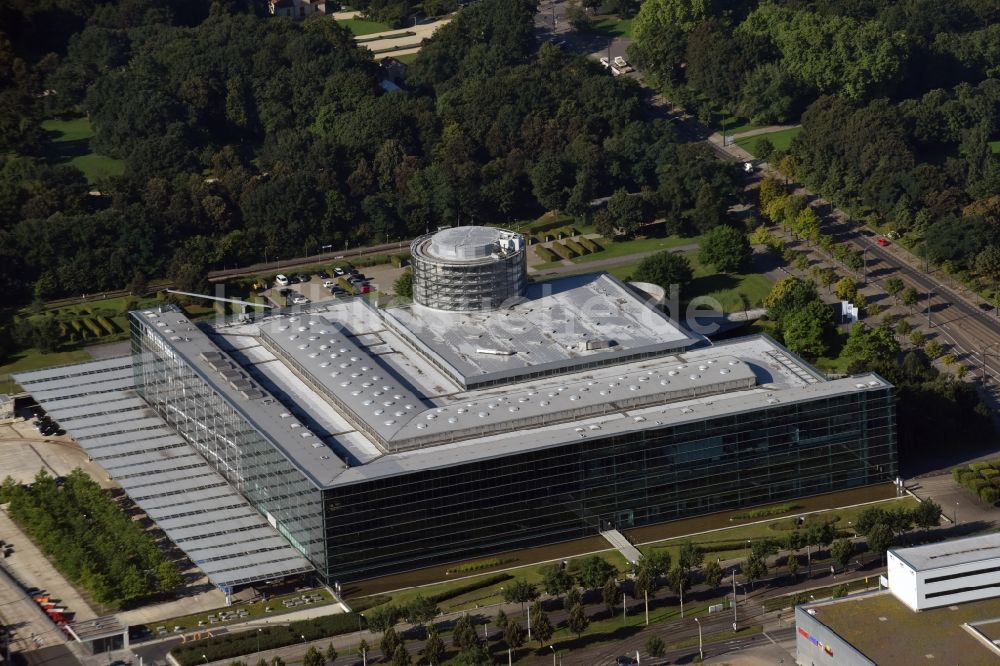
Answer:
384;273;700;387
891;533;1000;572
49;271;891;492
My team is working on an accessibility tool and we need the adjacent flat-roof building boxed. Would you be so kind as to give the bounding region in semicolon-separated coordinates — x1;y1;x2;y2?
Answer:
888;532;1000;611
797;538;1000;666
18;228;899;586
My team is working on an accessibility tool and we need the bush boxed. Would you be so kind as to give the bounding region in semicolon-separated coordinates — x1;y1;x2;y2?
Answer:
427;573;512;604
350;595;392;613
980;468;999;479
390;253;410;268
550;243;577;260
564;239;588;255
96;316;118;336
82;318;104;337
578;237;602;253
980;486;999;504
535;246;557;262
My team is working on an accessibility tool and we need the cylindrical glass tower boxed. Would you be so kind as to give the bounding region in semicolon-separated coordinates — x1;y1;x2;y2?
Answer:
411;226;527;311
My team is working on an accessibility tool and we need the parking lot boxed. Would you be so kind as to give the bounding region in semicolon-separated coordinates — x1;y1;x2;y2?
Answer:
264;262;407;308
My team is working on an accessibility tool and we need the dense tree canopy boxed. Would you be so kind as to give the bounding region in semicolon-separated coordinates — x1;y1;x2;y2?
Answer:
631;0;1000;282
0;0;739;311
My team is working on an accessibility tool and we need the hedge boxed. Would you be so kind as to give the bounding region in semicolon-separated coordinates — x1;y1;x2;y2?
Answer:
550;243;576;260
82;318;104;337
96;316;118;336
531;216;574;234
579;237;602;253
981;486;999;504
535;246;557;262
171;613;364;666
427;573;512;604
564;239;588;256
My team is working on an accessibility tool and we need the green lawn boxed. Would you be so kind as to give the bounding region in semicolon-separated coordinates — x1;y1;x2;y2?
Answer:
991;140;1000;154
735;127;802;157
717;114;760;136
41;117;124;183
570;233;704;264
393;52;420;64
638;495;918;564
589;17;633;39
0;348;92;393
382;550;629;614
337;17;391;35
681;253;774;312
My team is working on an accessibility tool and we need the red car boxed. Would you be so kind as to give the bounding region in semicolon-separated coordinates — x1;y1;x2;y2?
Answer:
876;238;889;247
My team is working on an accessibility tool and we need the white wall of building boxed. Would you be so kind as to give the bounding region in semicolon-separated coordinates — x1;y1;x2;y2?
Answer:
889;549;1000;611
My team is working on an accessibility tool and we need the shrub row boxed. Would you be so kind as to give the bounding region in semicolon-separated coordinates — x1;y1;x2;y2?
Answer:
530;216;574;234
550;243;576;260
427;573;512;604
578;237;602;253
446;557;517;575
535;246;557;262
81;317;104;337
953;461;1000;504
564;239;588;256
731;503;802;520
171;613;363;666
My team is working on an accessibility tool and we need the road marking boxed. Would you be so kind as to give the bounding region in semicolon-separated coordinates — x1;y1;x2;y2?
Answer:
763;630;778;646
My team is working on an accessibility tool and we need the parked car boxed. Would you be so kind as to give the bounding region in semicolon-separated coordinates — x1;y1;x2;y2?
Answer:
291;294;310;305
274;274;289;286
323;279;336;288
615;657;638;666
349;268;361;276
317;271;329;279
359;284;372;294
876;238;890;247
349;276;368;285
278;287;293;296
330;286;347;295
333;267;346;277
297;273;311;282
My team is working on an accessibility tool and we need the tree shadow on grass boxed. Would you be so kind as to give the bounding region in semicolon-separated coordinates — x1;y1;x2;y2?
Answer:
43;136;93;165
544;623;645;654
684;273;740;304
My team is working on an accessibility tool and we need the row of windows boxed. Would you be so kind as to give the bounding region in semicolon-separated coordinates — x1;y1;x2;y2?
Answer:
322;390;897;580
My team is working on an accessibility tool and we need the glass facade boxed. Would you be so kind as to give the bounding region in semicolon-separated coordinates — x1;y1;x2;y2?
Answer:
323;388;896;581
129;314;326;571
411;234;527;311
128;311;897;586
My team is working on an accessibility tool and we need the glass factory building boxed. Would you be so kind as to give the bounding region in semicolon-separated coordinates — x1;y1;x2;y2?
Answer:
25;227;899;585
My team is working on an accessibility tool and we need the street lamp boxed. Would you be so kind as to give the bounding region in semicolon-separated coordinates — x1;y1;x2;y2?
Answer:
862;246;872;283
550;645;556;666
256;628;261;658
695;617;703;662
202;656;208;665
982;342;1000;383
955;501;960;525
301;634;307;644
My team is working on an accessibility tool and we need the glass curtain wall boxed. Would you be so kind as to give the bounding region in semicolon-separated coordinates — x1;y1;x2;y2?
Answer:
411;247;526;311
130;314;326;571
323;387;896;581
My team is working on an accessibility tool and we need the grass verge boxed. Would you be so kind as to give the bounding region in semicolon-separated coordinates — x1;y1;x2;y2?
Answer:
589;17;633;39
337;17;392;35
735;127;802;157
